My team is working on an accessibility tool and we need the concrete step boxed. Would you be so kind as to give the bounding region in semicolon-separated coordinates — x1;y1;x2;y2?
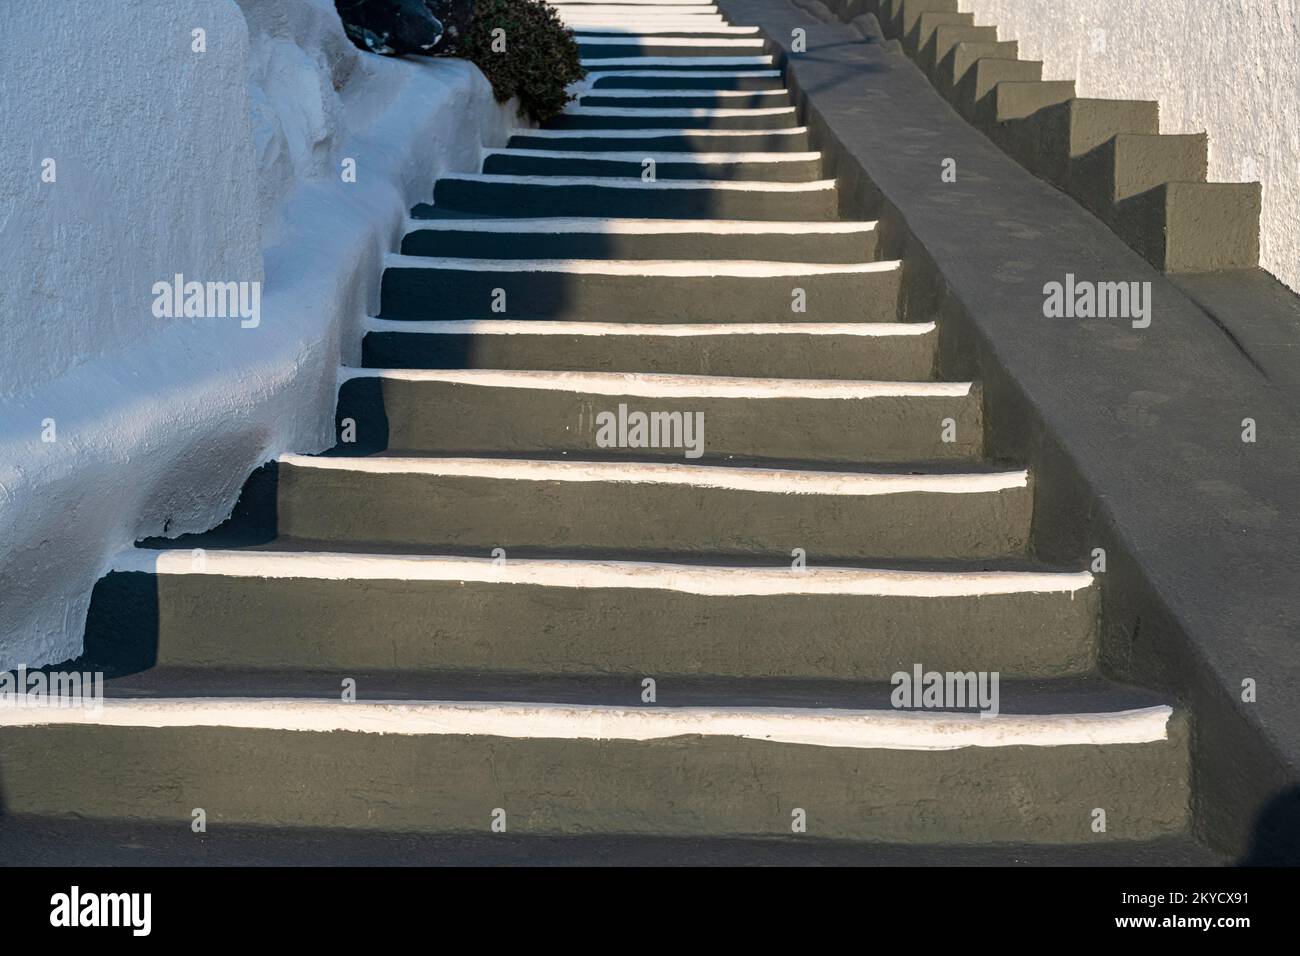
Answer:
333;368;982;462
577;36;770;58
376;257;900;322
921;23;998;75
1115;181;1262;273
973;79;1076;127
0;671;1185;842
933;40;1020;97
506;126;811;152
909;10;974;60
360;317;930;380
431;173;837;219
589;71;786;90
996;98;1161;190
398;216;878;262
1070;132;1208;217
579;88;791;108
480;148;824;182
258;453;1032;560
952;58;1042;121
581;56;776;72
546;105;799;130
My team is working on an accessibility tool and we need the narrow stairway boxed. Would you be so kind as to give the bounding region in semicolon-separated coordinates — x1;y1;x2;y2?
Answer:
0;0;1197;858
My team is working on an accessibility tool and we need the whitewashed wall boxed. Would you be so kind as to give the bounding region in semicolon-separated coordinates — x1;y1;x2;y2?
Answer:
0;0;519;667
959;0;1299;292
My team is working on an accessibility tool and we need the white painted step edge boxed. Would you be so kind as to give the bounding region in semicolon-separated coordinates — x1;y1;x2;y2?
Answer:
582;88;785;98
383;255;898;275
580;56;775;66
277;453;1029;496
576;36;764;47
340;366;964;399
562;105;793;117
0;698;1171;752
484;148;819;163
441;173;833;191
111;548;1093;597
404;216;875;235
569;26;762;36
510;125;804;138
575;70;783;80
363;318;924;336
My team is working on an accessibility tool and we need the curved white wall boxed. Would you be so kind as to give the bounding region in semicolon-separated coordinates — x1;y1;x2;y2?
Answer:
0;0;520;667
959;0;1299;293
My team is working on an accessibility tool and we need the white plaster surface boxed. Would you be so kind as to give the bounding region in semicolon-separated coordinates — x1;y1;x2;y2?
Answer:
0;0;519;667
959;0;1300;292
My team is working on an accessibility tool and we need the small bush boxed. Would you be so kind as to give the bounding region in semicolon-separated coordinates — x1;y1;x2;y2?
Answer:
461;0;586;125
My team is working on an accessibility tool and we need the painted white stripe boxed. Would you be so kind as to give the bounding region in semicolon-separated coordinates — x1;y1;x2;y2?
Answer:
556;3;721;10
111;549;1092;597
550;1;723;6
562;105;793;117
383;254;897;276
404;216;874;235
511;125;804;138
485;148;818;163
341;367;968;399
582;88;785;99
0;698;1170;752
581;56;775;67
570;25;761;36
364;318;929;337
441;173;834;192
581;70;783;80
577;36;765;47
277;453;1028;496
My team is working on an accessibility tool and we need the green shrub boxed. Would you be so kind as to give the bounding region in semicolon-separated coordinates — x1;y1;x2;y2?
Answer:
461;0;586;125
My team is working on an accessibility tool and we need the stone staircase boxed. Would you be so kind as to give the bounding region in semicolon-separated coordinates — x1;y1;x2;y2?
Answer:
0;0;1204;861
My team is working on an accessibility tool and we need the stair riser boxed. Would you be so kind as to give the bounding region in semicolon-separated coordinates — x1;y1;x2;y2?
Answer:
579;44;771;58
379;269;897;322
590;74;785;90
481;154;822;182
432;179;836;219
267;465;1032;560
546;112;796;130
581;62;776;74
399;229;876;262
335;378;984;462
83;572;1096;678
581;93;790;108
507;131;810;151
0;721;1185;841
361;328;930;379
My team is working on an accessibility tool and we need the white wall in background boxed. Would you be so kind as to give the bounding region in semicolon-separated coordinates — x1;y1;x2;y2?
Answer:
960;0;1299;292
0;0;520;667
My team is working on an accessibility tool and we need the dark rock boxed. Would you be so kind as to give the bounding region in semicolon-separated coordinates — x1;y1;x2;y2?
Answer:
335;0;451;57
423;0;476;55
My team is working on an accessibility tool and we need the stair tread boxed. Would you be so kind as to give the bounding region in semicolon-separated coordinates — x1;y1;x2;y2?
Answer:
39;669;1171;717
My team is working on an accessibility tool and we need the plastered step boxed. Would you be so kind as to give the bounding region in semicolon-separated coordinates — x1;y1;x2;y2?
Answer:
921;23;998;75
249;452;1033;560
933;40;1019;95
332;368;983;461
974;79;1076;127
480;148;824;182
1069;133;1208;216
545;105;799;131
909;10;974;60
0;671;1184;842
995;98;1160;189
589;71;786;90
505;126;811;151
360;317;929;380
1114;181;1262;273
430;173;838;219
376;257;901;323
576;36;771;58
398;216;878;262
579;89;791;108
952;58;1043;121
